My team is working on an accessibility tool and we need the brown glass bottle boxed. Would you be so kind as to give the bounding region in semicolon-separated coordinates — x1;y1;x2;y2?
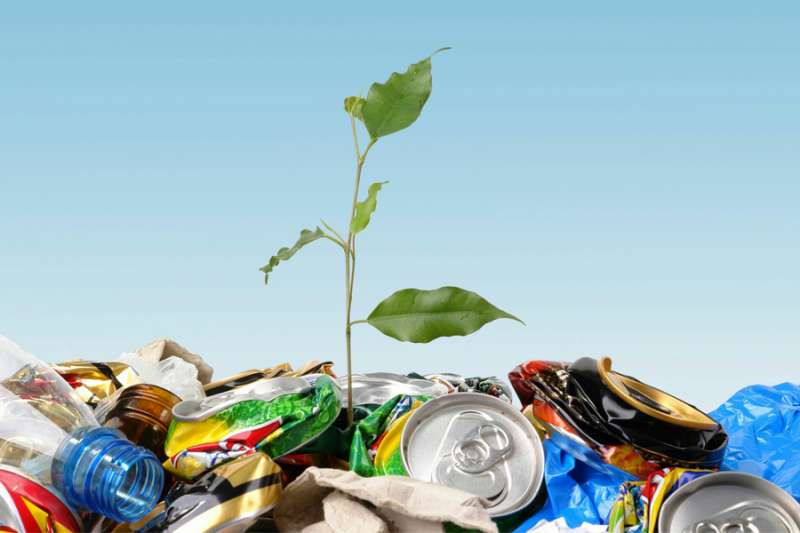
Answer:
102;384;181;463
88;385;180;532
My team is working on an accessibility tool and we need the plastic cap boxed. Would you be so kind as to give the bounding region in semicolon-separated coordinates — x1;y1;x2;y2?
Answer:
57;427;163;523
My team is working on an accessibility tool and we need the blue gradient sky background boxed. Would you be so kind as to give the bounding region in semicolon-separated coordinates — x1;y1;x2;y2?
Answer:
1;2;798;410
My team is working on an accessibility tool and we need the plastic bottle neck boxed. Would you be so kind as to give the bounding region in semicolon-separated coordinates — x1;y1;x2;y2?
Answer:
53;427;163;523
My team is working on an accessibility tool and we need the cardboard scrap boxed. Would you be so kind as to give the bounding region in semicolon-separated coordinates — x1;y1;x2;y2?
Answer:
134;337;213;384
274;467;497;533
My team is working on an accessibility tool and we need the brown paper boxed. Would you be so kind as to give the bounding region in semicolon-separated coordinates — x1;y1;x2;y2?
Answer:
134;338;214;384
274;467;497;533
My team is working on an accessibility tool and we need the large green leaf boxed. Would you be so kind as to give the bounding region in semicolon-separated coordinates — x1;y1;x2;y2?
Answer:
343;96;365;122
361;48;449;140
350;181;388;235
260;227;325;285
366;286;523;343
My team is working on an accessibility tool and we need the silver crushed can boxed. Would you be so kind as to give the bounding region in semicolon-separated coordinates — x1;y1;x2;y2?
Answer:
172;376;312;422
659;472;800;533
424;373;514;402
337;372;448;407
400;393;545;517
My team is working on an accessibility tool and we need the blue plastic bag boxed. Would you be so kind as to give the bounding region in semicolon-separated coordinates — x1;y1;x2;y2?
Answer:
514;440;621;531
709;382;800;503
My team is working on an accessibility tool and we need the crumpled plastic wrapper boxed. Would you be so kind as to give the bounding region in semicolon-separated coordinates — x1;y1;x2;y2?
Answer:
525;517;608;533
709;382;800;503
273;467;498;533
514;439;621;531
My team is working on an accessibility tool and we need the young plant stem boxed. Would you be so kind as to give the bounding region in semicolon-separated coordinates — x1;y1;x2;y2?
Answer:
345;113;376;426
321;234;346;249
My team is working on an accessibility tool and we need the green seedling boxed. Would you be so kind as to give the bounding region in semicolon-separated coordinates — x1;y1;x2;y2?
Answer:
260;49;523;424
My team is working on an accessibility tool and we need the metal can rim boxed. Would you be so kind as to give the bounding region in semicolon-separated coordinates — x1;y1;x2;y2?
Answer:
658;471;800;533
400;393;545;517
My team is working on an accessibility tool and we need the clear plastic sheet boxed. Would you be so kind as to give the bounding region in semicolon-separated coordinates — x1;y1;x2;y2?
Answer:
708;382;800;503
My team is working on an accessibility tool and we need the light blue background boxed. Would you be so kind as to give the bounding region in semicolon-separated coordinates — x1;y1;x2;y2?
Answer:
1;2;798;410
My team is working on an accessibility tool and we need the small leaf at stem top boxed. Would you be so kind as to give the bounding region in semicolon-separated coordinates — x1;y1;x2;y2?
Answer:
343;96;365;122
259;227;325;285
350;181;388;235
361;48;449;140
366;286;523;343
320;219;346;245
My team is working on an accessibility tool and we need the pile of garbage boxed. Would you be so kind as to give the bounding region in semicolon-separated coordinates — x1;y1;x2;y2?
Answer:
1;334;798;533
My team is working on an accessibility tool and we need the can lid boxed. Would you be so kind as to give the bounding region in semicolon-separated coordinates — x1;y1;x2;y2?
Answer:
400;394;545;517
173;377;312;422
658;472;800;533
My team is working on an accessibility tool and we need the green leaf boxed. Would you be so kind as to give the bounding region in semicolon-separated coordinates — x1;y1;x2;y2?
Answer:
343;96;365;122
259;227;325;285
361;48;450;140
366;286;523;343
350;181;388;235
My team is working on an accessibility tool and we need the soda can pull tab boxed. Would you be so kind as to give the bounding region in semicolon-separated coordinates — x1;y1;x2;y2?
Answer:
690;519;772;533
452;422;512;474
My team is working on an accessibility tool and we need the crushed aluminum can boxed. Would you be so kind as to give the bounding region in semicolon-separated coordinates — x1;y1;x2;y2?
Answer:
173;377;313;423
400;393;545;517
262;360;336;379
607;468;714;532
134;452;282;533
203;370;270;397
164;375;341;480
203;361;336;397
658;472;800;533
0;467;82;533
51;361;139;409
349;395;430;477
425;373;514;403
509;357;728;478
372;410;414;476
337;372;448;407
